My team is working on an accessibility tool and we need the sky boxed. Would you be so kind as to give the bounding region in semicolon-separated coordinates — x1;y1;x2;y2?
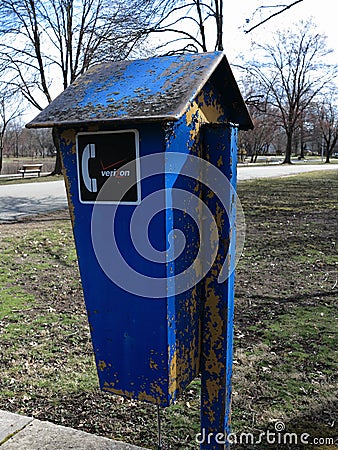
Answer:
222;0;338;63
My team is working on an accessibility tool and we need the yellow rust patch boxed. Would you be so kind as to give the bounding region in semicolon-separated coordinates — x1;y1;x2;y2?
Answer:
168;348;177;398
186;100;208;142
197;90;225;123
189;334;200;374
59;129;76;225
137;391;160;405
60;152;75;225
103;386;136;399
177;334;200;382
202;272;226;404
209;213;219;256
150;381;165;398
185;101;199;127
170;288;201;396
215;203;225;229
189;286;198;319
202;380;219;423
98;360;107;372
60;129;76;154
149;357;159;370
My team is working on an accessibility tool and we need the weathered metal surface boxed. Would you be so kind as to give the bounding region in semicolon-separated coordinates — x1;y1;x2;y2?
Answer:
55;78;239;409
27;52;253;130
199;124;238;449
164;107;205;403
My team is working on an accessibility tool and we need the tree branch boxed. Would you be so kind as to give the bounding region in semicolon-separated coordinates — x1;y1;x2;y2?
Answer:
245;0;304;33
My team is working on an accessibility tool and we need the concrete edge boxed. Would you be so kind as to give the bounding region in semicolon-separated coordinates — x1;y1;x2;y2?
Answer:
0;410;34;445
0;410;149;449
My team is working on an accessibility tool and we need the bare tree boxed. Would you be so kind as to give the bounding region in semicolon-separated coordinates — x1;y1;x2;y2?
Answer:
247;20;337;164
0;91;23;173
145;0;305;54
239;104;278;162
315;98;338;163
3;120;22;159
0;0;156;174
244;0;304;34
143;0;224;53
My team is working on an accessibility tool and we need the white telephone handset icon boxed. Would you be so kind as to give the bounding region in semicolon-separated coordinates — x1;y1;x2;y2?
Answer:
82;143;97;193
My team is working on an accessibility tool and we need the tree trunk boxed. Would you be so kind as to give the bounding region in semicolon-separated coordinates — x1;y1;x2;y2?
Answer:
0;133;4;173
325;144;331;163
51;128;63;175
283;134;293;164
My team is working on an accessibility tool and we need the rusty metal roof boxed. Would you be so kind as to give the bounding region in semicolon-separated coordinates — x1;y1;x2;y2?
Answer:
27;52;253;130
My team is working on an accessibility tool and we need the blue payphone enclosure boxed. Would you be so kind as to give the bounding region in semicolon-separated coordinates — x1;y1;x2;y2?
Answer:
27;52;253;406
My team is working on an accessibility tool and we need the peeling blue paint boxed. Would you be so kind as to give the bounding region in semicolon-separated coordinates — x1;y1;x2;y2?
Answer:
27;52;253;130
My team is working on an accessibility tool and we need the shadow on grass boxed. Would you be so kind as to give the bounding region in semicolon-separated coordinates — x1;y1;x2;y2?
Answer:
233;398;337;449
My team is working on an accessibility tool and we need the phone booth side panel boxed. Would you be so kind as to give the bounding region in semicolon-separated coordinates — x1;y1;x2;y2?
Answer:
164;106;206;402
58;124;172;406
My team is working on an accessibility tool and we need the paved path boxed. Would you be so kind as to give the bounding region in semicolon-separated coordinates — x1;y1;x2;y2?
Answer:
0;180;68;222
237;162;338;180
0;410;147;450
0;164;337;222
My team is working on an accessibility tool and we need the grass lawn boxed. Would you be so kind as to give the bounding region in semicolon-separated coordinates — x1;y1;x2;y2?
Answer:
0;174;63;185
0;171;337;449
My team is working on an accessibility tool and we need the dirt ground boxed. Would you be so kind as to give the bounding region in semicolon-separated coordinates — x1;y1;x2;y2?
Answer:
0;171;337;449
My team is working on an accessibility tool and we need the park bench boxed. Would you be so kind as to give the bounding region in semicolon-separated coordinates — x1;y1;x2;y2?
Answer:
18;164;43;178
